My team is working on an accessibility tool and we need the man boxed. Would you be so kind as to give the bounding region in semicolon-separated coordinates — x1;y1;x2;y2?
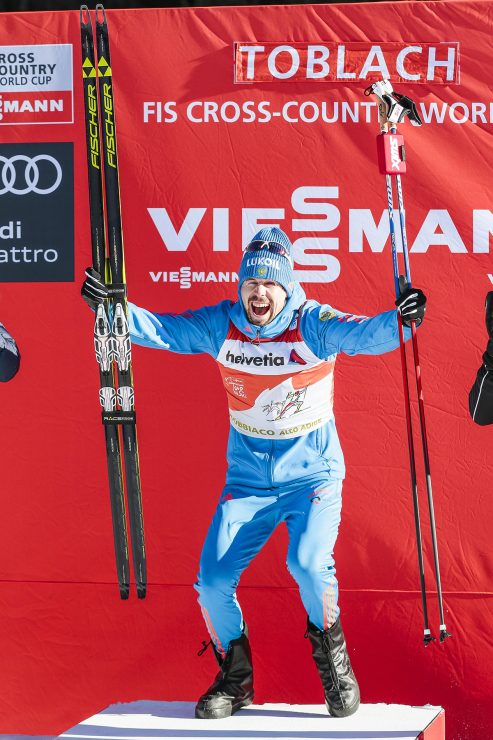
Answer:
0;322;20;382
82;226;426;720
469;292;493;424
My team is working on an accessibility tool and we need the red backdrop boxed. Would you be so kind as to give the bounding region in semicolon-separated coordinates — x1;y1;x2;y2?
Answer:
0;3;492;737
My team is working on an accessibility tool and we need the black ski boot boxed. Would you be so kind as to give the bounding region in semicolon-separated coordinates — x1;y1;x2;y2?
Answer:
306;618;360;717
195;630;254;719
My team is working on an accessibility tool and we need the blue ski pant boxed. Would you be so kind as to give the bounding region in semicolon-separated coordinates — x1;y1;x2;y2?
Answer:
194;477;342;654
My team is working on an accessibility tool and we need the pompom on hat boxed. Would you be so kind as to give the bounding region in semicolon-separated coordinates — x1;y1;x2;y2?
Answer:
238;227;295;297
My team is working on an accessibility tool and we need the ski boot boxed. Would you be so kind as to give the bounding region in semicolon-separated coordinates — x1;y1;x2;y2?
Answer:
195;629;254;719
306;618;360;717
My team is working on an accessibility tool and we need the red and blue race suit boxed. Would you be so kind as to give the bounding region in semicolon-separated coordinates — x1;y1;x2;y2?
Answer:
128;282;408;651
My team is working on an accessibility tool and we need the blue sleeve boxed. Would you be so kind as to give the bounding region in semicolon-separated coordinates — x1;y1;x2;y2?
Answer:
300;301;411;359
128;299;232;358
0;323;20;382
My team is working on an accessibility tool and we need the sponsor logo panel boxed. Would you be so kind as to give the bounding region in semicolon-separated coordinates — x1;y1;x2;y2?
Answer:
0;142;74;282
0;44;73;125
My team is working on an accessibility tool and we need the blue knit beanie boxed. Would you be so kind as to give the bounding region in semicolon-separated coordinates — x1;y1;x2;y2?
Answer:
239;227;295;297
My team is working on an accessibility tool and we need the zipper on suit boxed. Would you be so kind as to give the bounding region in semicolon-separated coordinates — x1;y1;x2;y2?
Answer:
250;325;272;484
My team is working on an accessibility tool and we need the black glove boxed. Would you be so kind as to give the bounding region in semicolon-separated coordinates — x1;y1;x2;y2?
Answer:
81;267;108;310
484;291;493;367
395;276;426;327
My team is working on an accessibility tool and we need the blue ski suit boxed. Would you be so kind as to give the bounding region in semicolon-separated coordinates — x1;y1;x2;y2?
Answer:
128;282;407;653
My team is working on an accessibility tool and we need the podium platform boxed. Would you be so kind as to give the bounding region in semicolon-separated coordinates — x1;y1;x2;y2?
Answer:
58;701;445;740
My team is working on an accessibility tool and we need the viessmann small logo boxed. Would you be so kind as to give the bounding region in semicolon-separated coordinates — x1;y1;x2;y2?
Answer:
0;45;73;125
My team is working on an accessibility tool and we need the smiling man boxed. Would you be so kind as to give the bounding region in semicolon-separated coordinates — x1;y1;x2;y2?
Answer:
82;226;426;720
242;277;286;325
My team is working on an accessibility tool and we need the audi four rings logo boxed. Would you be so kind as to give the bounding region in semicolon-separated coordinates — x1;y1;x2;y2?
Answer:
0;154;62;195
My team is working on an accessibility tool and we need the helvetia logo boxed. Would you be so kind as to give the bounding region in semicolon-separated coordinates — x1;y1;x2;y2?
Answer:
226;350;285;366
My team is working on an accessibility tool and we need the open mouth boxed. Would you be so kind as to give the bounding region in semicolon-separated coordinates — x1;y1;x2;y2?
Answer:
250;301;270;318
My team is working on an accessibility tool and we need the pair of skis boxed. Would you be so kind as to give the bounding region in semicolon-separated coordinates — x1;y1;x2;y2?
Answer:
365;80;450;644
80;5;146;599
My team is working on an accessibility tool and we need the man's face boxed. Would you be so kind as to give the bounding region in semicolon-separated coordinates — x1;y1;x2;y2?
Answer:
240;279;287;326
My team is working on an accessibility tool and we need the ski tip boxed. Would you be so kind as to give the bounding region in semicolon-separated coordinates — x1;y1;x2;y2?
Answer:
137;585;147;600
80;5;90;26
95;3;107;25
119;585;130;600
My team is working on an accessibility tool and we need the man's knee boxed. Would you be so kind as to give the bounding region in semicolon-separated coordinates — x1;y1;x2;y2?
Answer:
287;550;335;588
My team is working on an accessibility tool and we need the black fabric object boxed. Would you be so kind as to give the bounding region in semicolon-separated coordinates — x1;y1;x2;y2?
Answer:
469;363;493;425
485;292;493;341
195;631;254;720
0;323;20;382
469;292;493;425
306;618;360;718
395;276;426;327
81;267;108;311
0;345;20;382
2;0;374;10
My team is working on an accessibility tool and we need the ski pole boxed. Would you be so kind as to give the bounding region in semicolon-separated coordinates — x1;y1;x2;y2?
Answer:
365;80;450;643
384;114;433;645
371;82;432;643
388;115;451;644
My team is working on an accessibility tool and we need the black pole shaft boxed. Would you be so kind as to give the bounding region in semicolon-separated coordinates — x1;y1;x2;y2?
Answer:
393;167;450;642
384;170;432;642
